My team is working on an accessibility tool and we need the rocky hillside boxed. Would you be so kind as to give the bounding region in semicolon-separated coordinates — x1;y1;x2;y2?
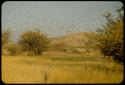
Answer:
50;32;95;48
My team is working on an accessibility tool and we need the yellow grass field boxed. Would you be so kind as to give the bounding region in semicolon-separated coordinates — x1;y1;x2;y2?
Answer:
2;51;123;84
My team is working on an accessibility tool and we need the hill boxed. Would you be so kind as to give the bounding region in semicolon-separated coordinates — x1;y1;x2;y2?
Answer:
49;32;97;52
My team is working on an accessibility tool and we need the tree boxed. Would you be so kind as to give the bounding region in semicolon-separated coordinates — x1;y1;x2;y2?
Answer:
18;29;49;56
2;28;13;46
7;43;21;56
96;6;124;63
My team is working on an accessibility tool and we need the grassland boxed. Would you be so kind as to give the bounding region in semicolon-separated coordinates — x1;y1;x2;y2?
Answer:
2;51;123;84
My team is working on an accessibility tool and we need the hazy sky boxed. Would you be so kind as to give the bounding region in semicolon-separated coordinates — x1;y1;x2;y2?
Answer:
2;1;123;39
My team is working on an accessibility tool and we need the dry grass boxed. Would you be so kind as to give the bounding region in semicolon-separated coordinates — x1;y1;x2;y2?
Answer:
2;51;123;84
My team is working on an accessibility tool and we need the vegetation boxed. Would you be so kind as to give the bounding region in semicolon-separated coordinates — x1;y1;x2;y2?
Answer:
2;28;13;46
96;7;124;63
2;52;123;83
2;3;123;84
18;29;49;56
6;43;21;56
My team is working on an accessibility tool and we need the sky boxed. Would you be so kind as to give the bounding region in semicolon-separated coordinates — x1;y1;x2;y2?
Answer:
2;1;123;39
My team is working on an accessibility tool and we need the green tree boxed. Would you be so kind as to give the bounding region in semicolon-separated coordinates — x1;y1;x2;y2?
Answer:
7;43;21;56
96;7;124;63
18;29;50;56
2;28;13;46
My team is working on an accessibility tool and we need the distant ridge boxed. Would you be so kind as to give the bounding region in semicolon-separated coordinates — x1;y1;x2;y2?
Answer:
50;32;95;47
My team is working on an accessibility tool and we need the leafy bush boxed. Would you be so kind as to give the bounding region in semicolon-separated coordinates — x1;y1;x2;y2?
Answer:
7;43;20;56
18;29;49;56
2;28;13;46
96;7;124;63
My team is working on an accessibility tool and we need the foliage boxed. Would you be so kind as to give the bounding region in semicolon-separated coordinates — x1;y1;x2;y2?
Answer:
18;29;50;56
6;43;21;56
2;28;13;46
96;7;124;63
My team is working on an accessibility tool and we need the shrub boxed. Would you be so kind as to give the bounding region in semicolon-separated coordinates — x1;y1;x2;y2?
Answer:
7;43;20;56
2;28;13;46
96;7;124;63
18;29;49;56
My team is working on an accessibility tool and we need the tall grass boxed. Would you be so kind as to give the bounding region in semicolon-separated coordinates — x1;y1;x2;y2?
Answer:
2;52;123;84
